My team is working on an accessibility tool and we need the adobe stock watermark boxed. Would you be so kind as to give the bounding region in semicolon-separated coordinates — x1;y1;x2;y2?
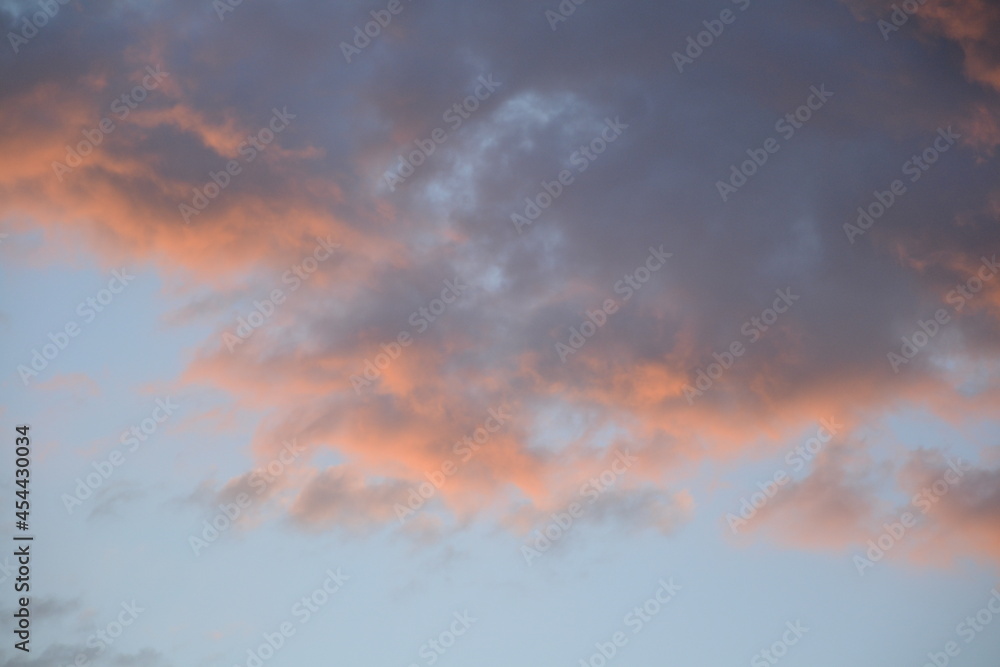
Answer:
188;439;307;556
405;611;477;667
7;0;72;54
351;276;469;394
919;586;1000;667
17;269;135;386
888;255;998;372
521;450;637;565
62;398;179;514
232;568;349;667
877;0;929;41
751;621;809;667
383;74;501;191
556;244;672;363
844;127;960;244
394;405;512;523
672;0;753;73
52;66;169;181
946;256;1000;312
510;117;628;234
853;457;971;575
53;601;145;667
544;0;587;31
221;236;340;352
179;107;296;224
577;578;681;667
683;287;800;404
340;0;414;63
213;0;246;21
716;85;833;201
725;418;842;533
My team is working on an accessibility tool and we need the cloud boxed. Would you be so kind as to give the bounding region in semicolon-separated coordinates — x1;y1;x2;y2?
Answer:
917;0;1000;92
2;0;999;561
738;438;892;550
289;466;410;531
895;451;1000;565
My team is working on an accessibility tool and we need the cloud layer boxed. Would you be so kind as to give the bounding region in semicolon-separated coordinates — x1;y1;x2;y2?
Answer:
3;0;999;563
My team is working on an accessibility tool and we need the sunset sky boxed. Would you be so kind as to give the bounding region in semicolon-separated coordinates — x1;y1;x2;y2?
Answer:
2;0;1000;665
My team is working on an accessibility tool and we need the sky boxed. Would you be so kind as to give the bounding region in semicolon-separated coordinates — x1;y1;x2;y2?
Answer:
1;0;1000;665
